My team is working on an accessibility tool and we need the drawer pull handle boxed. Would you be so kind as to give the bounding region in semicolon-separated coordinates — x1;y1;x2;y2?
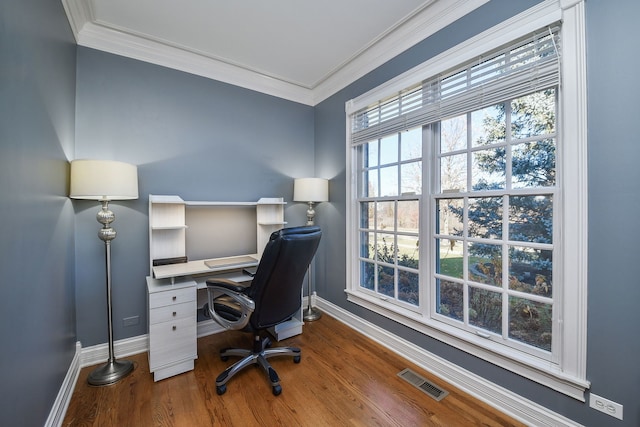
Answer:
172;296;177;301
172;326;177;331
172;311;177;316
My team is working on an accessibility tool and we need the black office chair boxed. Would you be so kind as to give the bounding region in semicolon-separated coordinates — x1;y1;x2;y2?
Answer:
203;226;322;396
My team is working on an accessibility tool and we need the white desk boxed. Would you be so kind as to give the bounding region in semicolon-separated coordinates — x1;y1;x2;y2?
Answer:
146;195;302;382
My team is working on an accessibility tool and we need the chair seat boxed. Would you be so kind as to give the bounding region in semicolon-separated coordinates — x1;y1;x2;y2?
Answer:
213;296;243;322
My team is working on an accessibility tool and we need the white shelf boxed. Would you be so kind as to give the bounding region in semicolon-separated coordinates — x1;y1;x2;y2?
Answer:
185;201;257;206
151;225;188;230
149;195;184;204
257;198;286;205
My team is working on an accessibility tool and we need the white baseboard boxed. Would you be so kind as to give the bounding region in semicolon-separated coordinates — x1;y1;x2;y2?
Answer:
79;334;149;367
45;342;82;427
49;297;578;427
46;322;225;426
46;336;150;427
315;297;583;427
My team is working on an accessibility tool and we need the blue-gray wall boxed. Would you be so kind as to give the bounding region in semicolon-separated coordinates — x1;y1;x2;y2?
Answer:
3;0;639;426
73;47;315;345
315;1;640;426
585;0;640;425
0;0;77;426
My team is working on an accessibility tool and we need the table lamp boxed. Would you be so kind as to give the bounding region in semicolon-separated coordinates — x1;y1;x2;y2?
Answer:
70;159;138;386
293;177;328;321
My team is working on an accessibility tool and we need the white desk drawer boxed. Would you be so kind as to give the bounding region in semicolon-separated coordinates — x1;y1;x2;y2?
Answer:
149;301;194;324
149;286;195;309
148;315;197;370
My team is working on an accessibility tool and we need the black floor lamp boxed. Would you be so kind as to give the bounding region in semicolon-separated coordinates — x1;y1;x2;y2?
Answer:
70;159;139;386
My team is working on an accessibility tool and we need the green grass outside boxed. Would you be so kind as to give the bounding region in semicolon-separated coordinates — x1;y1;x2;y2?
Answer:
439;256;488;278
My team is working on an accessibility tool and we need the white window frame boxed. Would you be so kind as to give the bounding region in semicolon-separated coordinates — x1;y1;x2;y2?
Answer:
345;0;589;400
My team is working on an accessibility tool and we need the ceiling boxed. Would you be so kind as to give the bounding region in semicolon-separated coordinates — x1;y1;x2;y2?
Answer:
62;0;486;105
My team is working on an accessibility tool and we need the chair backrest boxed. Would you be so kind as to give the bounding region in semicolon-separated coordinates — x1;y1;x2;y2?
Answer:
247;226;322;330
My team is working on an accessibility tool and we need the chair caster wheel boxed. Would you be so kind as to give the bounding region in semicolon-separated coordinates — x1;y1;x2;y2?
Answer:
293;355;301;363
272;385;282;396
216;385;227;395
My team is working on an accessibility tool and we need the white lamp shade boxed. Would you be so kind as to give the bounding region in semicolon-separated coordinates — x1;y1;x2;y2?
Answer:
293;177;329;202
70;159;139;200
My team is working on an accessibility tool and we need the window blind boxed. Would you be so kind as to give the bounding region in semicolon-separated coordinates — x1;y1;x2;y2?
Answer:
351;25;561;145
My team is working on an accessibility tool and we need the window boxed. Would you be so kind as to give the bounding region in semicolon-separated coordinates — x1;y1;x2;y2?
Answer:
346;1;588;400
358;128;422;308
434;89;557;358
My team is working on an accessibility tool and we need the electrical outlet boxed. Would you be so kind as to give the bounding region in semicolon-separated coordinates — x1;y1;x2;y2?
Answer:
589;393;623;420
123;316;139;327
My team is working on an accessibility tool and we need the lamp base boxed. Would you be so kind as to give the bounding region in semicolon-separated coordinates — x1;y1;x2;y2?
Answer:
303;306;322;322
87;359;134;386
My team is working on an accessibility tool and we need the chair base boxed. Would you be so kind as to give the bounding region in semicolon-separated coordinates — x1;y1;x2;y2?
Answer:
215;335;300;396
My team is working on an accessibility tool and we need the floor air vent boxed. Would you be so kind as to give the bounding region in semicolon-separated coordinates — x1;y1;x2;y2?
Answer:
397;368;449;401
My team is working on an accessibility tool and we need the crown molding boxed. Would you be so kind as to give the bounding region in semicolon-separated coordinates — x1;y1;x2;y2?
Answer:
61;0;93;41
77;20;316;105
63;0;487;106
312;0;488;105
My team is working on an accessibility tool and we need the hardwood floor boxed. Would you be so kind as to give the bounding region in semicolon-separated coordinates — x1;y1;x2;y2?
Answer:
63;314;525;426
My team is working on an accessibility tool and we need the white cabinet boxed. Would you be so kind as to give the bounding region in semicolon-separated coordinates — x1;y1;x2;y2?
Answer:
147;277;197;381
146;195;301;380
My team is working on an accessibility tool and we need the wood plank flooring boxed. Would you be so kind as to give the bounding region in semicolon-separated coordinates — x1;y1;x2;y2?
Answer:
63;314;525;426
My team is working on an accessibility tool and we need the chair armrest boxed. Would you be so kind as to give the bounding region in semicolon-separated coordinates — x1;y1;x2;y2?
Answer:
205;279;255;331
206;277;250;293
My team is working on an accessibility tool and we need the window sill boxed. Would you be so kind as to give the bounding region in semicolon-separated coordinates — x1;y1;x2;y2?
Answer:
346;289;589;400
